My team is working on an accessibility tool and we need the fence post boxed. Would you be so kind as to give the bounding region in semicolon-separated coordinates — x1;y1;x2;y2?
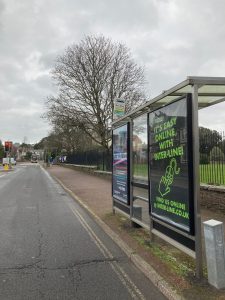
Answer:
102;151;105;171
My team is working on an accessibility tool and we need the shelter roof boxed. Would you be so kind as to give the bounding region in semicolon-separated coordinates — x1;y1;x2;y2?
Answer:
112;76;225;127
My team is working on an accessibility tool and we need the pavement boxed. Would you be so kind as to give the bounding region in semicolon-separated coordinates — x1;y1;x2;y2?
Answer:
47;164;184;300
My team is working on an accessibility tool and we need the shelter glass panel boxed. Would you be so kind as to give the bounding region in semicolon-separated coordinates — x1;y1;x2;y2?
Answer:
198;84;225;94
132;114;149;224
132;114;148;184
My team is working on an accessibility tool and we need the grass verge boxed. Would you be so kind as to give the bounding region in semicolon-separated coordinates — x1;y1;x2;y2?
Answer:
103;212;225;300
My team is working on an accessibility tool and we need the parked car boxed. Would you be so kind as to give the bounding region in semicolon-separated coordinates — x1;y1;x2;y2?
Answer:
2;157;16;166
11;158;16;165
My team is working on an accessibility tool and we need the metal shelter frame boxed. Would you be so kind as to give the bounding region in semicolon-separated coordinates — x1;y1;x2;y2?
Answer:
112;76;225;279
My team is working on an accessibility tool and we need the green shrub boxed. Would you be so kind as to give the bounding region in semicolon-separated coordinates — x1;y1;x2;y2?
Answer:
210;146;225;162
200;153;209;164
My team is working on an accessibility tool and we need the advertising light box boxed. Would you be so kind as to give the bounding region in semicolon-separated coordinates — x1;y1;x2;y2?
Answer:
149;95;194;233
112;124;129;204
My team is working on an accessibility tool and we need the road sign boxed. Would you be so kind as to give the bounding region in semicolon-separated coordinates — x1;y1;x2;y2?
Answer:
113;99;126;120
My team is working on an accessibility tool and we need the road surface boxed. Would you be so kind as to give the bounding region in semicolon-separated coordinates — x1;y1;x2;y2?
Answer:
0;164;166;299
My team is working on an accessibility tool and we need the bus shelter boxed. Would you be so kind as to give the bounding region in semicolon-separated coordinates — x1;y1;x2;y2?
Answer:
112;76;225;278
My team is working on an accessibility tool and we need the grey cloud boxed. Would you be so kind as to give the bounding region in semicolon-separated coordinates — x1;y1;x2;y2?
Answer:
1;0;225;143
35;74;54;91
199;101;225;132
0;0;5;29
94;0;159;31
0;112;48;144
39;52;56;69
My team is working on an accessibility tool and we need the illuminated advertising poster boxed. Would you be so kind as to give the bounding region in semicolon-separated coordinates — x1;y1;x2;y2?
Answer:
113;124;129;204
149;96;194;233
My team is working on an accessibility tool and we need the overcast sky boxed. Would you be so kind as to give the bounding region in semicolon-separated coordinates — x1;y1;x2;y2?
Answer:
1;0;225;144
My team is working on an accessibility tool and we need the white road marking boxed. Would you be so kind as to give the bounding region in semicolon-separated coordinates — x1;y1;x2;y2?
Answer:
68;203;146;300
42;166;146;299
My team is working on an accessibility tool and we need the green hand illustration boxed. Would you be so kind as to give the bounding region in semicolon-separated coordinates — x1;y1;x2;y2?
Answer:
158;158;180;197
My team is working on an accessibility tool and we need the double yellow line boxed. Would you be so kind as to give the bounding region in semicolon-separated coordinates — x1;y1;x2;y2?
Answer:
68;202;145;300
43;168;146;300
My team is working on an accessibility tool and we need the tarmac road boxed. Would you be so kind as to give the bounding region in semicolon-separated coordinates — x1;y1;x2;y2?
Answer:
0;164;166;300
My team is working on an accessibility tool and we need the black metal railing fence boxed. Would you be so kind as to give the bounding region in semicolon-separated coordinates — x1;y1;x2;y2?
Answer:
63;130;225;185
200;131;225;185
66;149;112;171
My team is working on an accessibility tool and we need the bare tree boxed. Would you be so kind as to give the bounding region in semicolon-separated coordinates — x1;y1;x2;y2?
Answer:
45;35;147;151
52;123;93;153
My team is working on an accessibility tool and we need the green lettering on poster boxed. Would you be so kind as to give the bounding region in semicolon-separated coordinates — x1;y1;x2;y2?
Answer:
158;158;180;197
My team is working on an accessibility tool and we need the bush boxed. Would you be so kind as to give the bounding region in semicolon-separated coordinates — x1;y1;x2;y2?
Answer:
200;153;210;164
210;146;225;162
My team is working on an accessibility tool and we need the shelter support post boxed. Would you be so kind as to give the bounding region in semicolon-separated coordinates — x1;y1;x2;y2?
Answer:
129;119;135;227
148;111;153;241
192;84;203;279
